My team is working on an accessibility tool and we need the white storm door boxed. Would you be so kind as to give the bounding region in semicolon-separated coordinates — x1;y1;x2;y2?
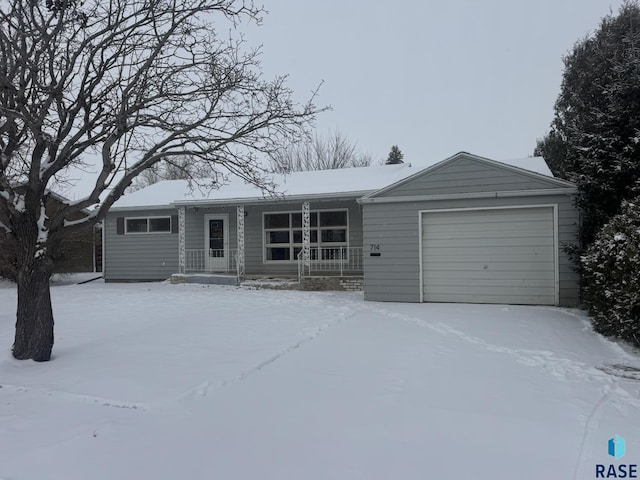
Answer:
204;214;229;272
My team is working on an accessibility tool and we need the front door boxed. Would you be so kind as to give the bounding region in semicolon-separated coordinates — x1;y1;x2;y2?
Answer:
204;214;229;271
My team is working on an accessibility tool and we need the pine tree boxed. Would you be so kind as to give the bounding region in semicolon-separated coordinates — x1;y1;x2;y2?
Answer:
536;1;640;248
582;197;640;347
385;145;404;165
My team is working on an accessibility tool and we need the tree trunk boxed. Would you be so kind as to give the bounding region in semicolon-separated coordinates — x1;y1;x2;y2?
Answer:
13;258;55;362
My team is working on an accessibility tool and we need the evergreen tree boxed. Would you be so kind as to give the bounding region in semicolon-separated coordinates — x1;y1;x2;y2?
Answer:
385;145;404;165
536;1;640;248
582;197;640;347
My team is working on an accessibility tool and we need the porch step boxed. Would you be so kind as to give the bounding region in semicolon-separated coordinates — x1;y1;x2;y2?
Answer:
241;277;300;290
170;273;238;286
299;276;364;292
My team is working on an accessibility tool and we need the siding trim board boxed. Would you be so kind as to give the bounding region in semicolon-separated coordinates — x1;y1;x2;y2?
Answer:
418;204;559;305
359;187;576;204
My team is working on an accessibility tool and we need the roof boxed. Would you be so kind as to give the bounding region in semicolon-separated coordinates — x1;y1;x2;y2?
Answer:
111;153;564;210
112;163;415;209
412;152;554;177
362;152;574;201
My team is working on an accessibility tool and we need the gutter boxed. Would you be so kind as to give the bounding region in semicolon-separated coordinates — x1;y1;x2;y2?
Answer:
357;188;578;204
171;190;376;207
108;191;377;212
110;204;177;212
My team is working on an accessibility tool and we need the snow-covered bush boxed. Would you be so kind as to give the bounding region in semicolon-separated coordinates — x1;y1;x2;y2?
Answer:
582;198;640;347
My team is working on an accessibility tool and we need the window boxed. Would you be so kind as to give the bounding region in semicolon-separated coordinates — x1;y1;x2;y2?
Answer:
125;216;171;234
264;209;348;262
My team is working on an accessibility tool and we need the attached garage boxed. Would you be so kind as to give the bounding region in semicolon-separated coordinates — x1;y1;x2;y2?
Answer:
360;152;581;307
420;206;556;305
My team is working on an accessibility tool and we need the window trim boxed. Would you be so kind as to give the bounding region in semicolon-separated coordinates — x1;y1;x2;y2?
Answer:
262;208;349;264
124;216;172;235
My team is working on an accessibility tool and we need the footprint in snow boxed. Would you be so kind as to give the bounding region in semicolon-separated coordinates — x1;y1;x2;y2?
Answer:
596;364;640;381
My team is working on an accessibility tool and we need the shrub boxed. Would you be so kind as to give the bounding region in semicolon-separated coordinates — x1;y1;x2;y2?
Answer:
582;198;640;347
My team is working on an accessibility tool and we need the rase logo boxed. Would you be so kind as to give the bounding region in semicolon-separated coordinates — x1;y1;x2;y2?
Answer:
610;436;627;460
596;435;638;478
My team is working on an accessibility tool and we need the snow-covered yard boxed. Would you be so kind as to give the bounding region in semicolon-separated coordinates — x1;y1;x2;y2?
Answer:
0;280;639;479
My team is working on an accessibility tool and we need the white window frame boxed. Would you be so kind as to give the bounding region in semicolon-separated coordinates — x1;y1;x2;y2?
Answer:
125;216;172;235
262;208;349;263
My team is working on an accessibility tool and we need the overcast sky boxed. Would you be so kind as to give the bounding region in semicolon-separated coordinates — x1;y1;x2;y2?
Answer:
243;0;626;167
62;0;627;198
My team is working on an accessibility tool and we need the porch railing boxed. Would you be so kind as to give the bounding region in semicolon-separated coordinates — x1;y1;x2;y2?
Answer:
298;246;363;279
185;249;241;277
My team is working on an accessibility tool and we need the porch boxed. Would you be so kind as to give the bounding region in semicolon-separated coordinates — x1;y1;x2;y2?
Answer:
182;246;364;278
175;202;365;280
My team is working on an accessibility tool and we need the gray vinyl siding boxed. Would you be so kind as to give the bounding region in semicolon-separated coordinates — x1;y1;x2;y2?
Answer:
363;194;580;306
106;199;364;280
376;156;565;197
104;208;178;281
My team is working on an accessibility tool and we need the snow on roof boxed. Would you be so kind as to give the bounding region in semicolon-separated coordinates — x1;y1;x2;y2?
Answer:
112;154;556;209
491;156;553;177
408;152;553;177
113;163;415;209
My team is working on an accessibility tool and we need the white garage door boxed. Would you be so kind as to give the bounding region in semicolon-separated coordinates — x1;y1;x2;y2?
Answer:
421;207;556;305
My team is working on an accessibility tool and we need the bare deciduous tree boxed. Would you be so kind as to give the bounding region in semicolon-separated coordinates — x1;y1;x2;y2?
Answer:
0;0;322;361
269;131;372;173
132;155;203;191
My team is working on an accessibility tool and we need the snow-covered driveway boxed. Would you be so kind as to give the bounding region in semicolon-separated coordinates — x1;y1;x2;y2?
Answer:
0;281;638;479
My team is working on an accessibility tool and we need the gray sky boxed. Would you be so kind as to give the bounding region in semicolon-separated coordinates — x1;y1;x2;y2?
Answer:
62;0;627;199
245;0;626;167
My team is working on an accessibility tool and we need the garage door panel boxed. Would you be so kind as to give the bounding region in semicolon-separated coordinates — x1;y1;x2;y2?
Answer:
425;284;555;296
423;237;555;248
423;219;551;233
424;226;553;239
424;269;555;281
423;245;554;257
422;207;556;305
425;260;556;271
423;292;555;305
423;209;551;225
425;279;555;290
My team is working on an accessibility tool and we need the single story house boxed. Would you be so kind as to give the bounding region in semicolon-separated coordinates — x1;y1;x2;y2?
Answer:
104;152;580;306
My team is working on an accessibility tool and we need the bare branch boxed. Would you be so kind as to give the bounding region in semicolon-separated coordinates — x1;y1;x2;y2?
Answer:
269;130;372;173
0;0;324;239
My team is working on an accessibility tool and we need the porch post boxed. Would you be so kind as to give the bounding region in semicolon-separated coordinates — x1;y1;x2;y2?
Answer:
178;206;186;274
236;205;245;277
302;201;310;271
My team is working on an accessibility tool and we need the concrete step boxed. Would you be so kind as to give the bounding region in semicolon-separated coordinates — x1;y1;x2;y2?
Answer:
170;274;238;286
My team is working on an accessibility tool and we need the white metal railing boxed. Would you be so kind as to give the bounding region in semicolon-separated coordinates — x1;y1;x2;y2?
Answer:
298;246;363;279
185;249;241;276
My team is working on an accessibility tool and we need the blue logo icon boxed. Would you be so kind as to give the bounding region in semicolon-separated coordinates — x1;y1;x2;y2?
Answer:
609;435;626;459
